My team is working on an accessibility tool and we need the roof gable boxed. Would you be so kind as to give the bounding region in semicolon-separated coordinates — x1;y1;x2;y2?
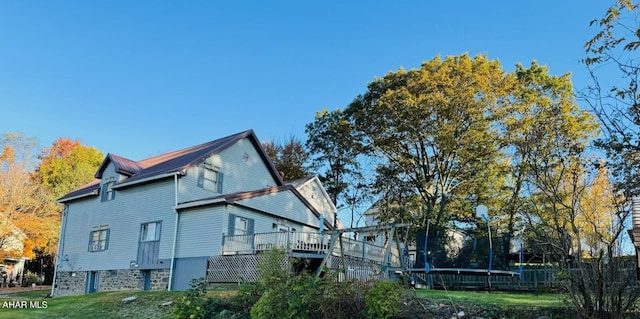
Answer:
95;153;144;178
58;130;284;202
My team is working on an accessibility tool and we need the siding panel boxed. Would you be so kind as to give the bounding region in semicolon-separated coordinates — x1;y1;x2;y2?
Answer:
179;138;279;203
175;206;225;258
172;257;208;291
235;191;321;229
58;179;177;271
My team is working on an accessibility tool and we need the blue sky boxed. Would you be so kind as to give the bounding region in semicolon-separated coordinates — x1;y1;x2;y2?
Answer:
1;1;611;160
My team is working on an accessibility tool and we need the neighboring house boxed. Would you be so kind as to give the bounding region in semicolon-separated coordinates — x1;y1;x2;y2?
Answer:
286;176;342;229
52;130;335;296
0;219;28;286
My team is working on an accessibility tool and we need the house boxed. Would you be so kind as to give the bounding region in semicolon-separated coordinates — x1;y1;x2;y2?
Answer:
0;219;28;287
51;130;336;296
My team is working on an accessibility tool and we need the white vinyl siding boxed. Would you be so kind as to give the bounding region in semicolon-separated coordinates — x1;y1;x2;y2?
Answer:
58;180;177;271
233;190;321;229
179;138;279;202
295;178;336;229
175;206;225;258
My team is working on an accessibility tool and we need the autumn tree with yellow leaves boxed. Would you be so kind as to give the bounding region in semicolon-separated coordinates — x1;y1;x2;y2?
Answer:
0;133;102;263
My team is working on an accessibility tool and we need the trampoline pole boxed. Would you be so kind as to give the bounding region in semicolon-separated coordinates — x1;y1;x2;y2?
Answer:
424;220;430;273
519;242;524;278
487;218;492;274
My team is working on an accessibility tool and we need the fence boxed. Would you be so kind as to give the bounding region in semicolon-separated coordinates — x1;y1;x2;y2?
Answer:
411;267;638;292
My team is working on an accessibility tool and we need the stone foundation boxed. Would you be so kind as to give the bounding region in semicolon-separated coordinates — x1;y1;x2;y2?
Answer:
53;269;170;297
53;271;87;297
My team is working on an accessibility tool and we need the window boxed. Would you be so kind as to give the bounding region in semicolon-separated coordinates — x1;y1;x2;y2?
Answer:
235;217;248;236
140;222;161;242
89;226;109;252
101;178;115;202
198;162;223;192
228;214;253;236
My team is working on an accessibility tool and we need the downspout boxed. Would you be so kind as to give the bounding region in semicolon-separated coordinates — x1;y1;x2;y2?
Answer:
168;173;180;291
51;204;69;297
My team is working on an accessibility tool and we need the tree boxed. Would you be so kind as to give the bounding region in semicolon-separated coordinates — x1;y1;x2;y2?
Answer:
583;0;640;196
36;138;103;200
0;142;58;259
346;54;513;232
306;109;364;205
496;61;599;268
262;136;310;181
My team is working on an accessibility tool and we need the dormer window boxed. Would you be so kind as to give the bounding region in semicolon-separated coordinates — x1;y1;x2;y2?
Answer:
198;162;224;193
101;178;116;202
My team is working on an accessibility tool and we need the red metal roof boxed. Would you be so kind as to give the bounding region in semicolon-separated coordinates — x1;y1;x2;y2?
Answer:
58;130;284;202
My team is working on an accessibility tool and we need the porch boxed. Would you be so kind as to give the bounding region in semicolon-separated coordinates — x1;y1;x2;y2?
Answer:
221;231;388;264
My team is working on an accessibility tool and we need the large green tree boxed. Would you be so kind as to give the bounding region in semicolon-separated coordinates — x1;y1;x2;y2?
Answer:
262;136;310;181
306;109;364;207
36;138;103;200
346;54;513;231
496;61;599;267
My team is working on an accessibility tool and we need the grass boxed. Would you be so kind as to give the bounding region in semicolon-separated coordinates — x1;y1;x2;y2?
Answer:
0;289;182;319
415;289;565;309
413;289;569;318
0;287;565;319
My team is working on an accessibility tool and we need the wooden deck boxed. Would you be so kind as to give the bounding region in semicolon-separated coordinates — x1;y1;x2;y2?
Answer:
222;231;390;264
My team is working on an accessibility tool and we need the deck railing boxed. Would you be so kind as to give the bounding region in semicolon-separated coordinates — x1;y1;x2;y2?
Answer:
222;231;395;264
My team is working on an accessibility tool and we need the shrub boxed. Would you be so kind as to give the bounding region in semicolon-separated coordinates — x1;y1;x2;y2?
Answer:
173;278;235;319
24;271;39;284
364;280;402;319
173;278;208;319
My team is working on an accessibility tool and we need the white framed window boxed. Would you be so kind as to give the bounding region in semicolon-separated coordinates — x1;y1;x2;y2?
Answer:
198;162;223;192
228;214;253;236
89;225;109;252
235;217;248;236
140;222;161;242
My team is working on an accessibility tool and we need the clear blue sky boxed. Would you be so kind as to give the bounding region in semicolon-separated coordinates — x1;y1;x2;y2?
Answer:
1;1;611;160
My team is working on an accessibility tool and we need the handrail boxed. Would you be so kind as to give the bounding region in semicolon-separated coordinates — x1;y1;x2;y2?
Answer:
222;231;397;264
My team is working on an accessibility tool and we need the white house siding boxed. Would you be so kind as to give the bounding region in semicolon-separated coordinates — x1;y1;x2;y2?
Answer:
233;191;321;229
295;178;337;228
58;179;177;272
179;138;279;203
225;205;278;235
174;206;226;258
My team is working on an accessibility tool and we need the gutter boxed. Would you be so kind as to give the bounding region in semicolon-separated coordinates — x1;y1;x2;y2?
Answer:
113;171;183;189
50;205;69;297
57;191;99;204
173;198;227;210
168;173;180;291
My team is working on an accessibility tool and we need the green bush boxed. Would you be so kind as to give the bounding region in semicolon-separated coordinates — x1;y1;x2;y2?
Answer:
364;280;402;319
173;278;234;319
24;271;39;284
242;249;369;319
173;278;208;319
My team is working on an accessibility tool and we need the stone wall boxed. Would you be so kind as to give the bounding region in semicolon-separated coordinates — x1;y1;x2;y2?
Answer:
53;269;170;297
53;271;87;297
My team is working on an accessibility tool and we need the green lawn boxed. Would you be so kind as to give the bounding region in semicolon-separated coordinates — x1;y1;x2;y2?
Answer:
415;289;565;308
0;289;181;319
0;287;565;319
